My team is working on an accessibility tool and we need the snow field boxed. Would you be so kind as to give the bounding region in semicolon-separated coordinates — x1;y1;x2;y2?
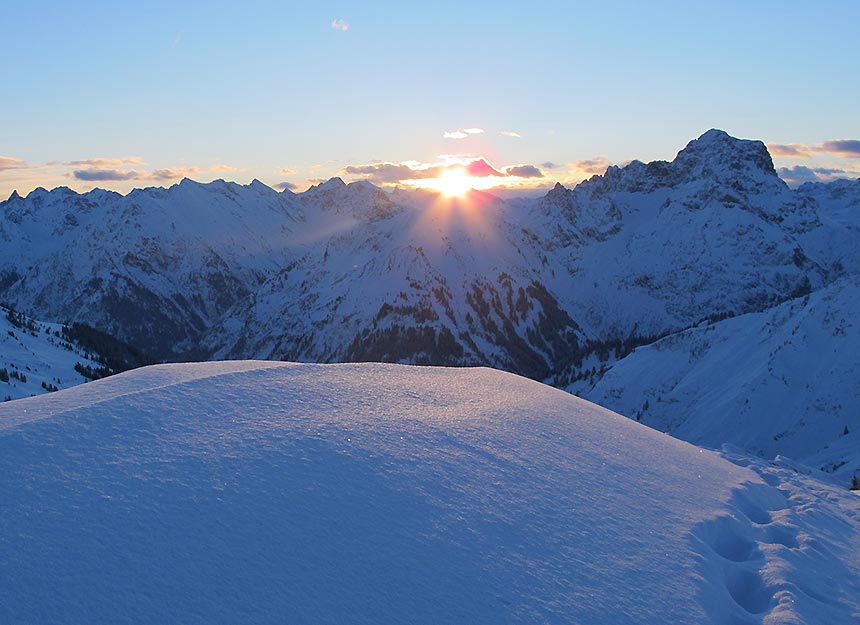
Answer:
1;362;857;623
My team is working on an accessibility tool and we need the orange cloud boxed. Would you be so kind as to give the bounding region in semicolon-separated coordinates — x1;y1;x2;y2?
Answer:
768;139;860;159
68;156;146;168
0;156;27;171
211;163;238;172
151;167;203;180
768;143;813;158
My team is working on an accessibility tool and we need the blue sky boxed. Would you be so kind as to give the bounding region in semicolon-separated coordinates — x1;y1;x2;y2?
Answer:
2;0;859;196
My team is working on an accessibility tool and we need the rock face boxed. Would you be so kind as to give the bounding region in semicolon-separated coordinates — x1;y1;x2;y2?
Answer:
0;130;857;384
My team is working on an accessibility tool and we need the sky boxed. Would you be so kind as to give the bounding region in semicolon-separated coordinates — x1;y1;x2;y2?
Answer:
2;0;859;198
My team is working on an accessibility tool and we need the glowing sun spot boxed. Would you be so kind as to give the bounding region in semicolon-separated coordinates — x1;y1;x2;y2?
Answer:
432;167;472;197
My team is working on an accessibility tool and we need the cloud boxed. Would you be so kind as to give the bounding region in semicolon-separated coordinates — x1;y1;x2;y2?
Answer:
150;166;203;181
540;161;560;170
504;164;543;178
68;157;146;168
443;128;484;140
767;139;860;159
211;163;238;172
499;131;521;138
571;157;613;175
279;167;296;176
72;168;144;181
768;143;812;158
274;181;298;191
344;162;442;184
820;139;860;157
331;19;349;31
778;165;860;187
342;157;549;186
0;156;27;171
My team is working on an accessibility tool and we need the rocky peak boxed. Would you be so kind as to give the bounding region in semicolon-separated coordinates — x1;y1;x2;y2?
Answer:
671;128;778;180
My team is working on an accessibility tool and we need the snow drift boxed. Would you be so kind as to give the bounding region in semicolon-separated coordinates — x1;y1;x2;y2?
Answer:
1;362;857;624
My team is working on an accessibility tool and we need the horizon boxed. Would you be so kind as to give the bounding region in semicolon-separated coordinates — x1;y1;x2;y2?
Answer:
2;2;859;198
3;127;858;202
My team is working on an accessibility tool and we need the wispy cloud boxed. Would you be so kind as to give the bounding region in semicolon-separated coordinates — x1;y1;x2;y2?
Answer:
331;18;349;31
71;164;203;182
768;143;813;158
778;165;860;187
211;163;238;172
0;156;27;171
499;130;521;138
768;138;860;159
342;157;545;186
344;162;441;183
68;156;146;168
279;167;296;176
571;156;613;176
151;167;203;181
72;168;144;182
443;128;484;140
820;139;860;157
540;161;560;170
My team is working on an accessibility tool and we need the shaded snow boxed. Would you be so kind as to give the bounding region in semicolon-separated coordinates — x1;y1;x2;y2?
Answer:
1;362;857;624
581;276;860;482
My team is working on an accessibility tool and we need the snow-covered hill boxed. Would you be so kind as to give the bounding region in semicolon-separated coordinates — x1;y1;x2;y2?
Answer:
1;362;857;624
577;275;860;485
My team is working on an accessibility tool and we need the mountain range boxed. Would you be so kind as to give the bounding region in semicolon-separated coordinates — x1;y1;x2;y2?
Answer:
2;129;857;480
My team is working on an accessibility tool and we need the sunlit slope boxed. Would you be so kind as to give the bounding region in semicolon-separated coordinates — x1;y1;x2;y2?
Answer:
1;362;857;624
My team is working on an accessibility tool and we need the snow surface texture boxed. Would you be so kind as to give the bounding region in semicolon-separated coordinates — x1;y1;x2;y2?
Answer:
580;275;860;483
1;362;858;624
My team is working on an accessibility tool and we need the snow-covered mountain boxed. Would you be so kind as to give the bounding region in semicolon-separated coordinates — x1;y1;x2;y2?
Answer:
2;129;858;474
1;362;857;624
0;179;301;357
3;130;854;374
204;182;584;380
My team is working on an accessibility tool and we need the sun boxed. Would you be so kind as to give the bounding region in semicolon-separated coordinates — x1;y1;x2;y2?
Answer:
432;167;472;197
